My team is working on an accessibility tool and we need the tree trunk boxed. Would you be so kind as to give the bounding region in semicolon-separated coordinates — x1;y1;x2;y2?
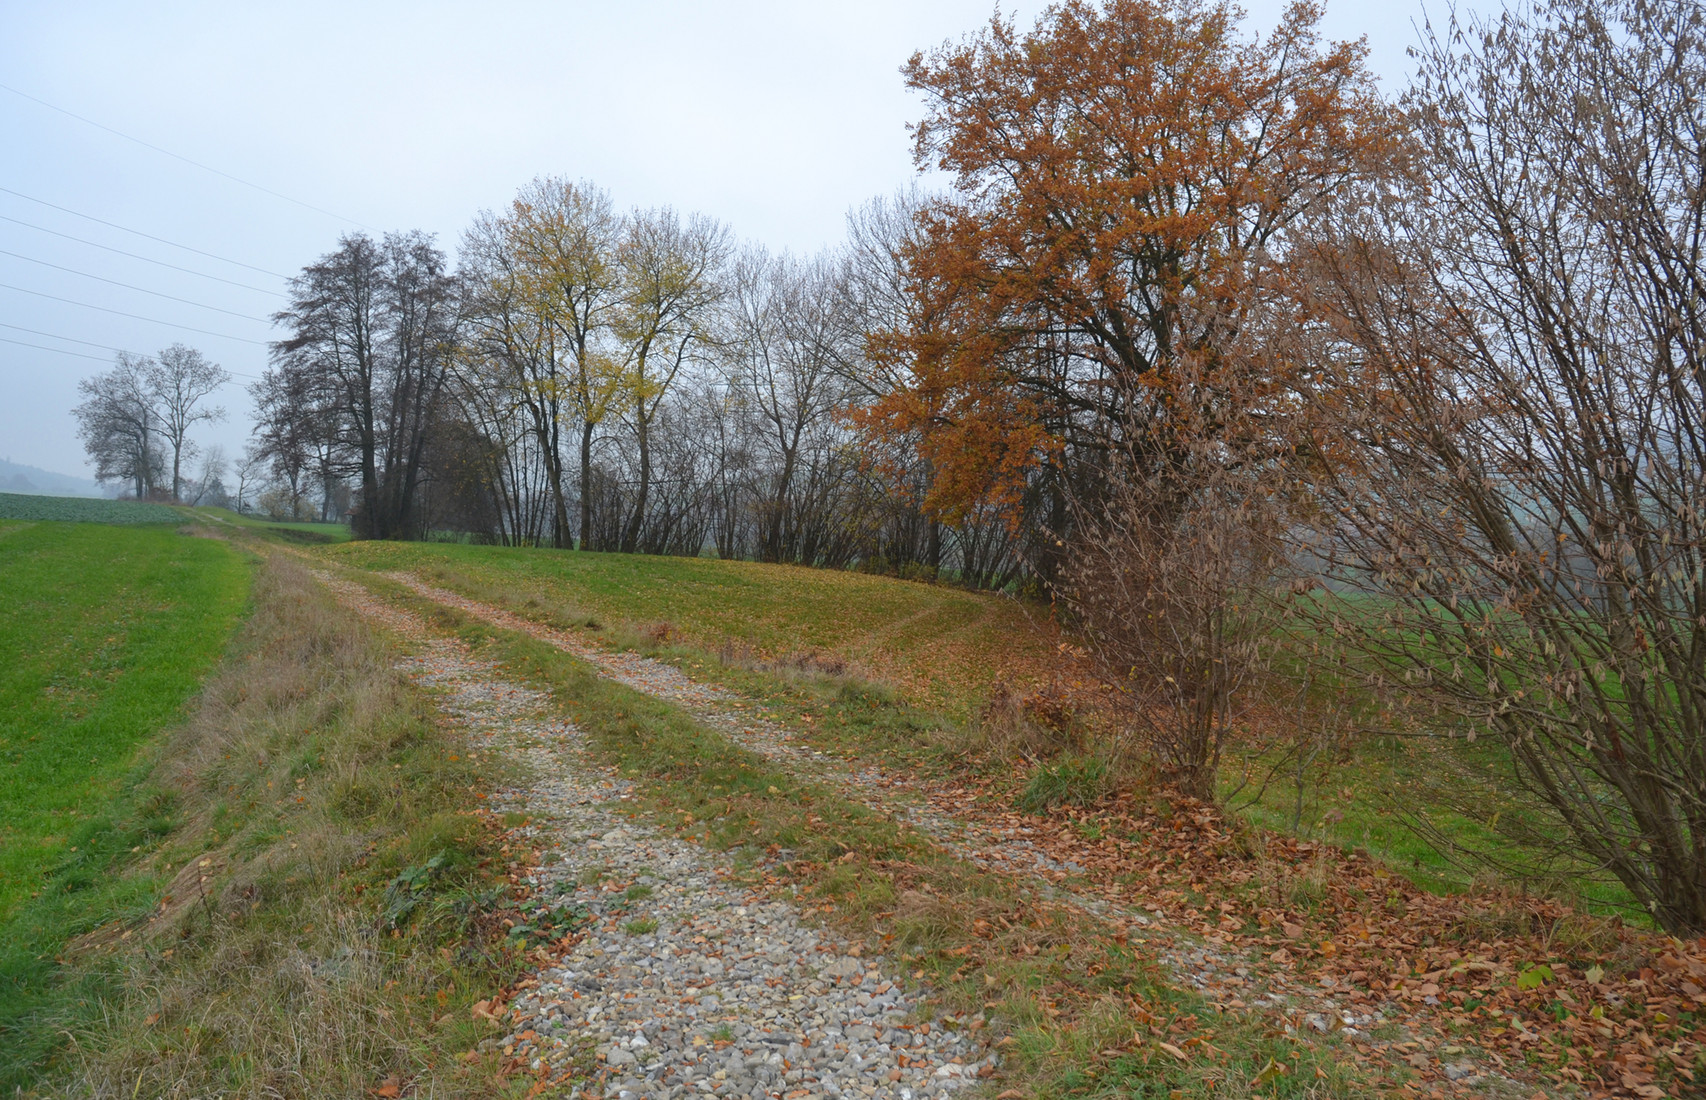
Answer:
623;404;650;553
578;419;595;551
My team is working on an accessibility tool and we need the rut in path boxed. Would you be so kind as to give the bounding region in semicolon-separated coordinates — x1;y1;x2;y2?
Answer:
375;574;1395;1039
313;570;995;1100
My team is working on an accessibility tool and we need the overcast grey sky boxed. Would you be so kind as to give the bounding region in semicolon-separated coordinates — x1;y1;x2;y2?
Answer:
0;0;1449;481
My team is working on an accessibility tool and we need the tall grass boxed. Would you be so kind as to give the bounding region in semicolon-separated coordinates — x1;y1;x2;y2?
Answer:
24;552;525;1097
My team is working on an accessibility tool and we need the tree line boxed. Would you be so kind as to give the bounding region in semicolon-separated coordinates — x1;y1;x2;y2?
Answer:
245;184;1034;584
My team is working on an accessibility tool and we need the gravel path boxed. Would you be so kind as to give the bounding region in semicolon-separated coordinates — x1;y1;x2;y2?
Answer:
374;575;1402;1045
314;571;995;1100
381;575;1097;886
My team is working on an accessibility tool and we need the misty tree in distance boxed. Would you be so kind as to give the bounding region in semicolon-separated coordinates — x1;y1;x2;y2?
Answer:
73;344;228;502
150;344;229;502
74;351;160;500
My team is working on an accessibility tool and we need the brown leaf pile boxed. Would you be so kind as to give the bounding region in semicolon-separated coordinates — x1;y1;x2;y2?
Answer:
924;779;1706;1097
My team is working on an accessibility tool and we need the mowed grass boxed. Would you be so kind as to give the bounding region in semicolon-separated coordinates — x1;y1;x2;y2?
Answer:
0;491;182;525
186;504;352;544
0;520;248;1071
322;541;1067;716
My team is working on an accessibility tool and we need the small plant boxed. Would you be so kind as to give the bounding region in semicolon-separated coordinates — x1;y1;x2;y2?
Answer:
382;853;448;929
509;901;593;947
1018;755;1110;814
624;883;654;902
624;917;658;935
709;1024;734;1043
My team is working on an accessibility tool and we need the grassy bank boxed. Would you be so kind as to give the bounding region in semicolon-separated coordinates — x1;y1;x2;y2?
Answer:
5;532;528;1096
322;542;1643;917
348;570;1391;1099
321;540;1066;717
185;505;352;544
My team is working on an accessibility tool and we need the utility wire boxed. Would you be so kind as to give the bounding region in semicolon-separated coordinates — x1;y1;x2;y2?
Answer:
0;320;262;379
0;282;268;345
0;186;290;279
0;212;283;295
0;334;108;363
0;319;129;353
0;248;271;321
0;82;374;230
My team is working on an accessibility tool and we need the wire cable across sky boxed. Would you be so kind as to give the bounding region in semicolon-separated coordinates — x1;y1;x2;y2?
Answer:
0;212;284;295
0;81;373;231
0;282;269;345
0;186;292;279
0;248;273;321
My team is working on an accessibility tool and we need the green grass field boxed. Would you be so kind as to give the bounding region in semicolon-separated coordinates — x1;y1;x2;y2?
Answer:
323;541;1063;716
0;492;182;525
0;520;249;1077
185;505;351;543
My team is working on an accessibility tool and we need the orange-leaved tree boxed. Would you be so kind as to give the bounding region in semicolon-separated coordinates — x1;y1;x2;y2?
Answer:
862;0;1395;797
862;0;1393;530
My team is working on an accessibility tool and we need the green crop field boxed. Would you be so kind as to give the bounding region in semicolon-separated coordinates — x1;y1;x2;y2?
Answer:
0;521;248;1076
0;492;182;525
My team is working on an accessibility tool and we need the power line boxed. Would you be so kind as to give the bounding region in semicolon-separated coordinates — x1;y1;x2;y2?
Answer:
0;248;271;321
0;282;268;345
0;334;108;363
0;319;128;353
0;320;263;379
0;81;374;231
0;247;272;322
0;186;290;279
0;212;283;295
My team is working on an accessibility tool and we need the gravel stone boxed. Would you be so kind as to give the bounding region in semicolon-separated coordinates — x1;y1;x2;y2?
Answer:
317;571;995;1099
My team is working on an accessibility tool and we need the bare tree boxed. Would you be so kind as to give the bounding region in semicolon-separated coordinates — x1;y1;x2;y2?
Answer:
1299;0;1706;931
250;363;323;519
722;250;858;562
232;446;267;515
270;232;459;539
73;352;160;500
182;444;228;506
148;344;228;502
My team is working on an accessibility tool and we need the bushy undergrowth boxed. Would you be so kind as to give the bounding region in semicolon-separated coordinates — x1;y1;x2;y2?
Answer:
29;552;527;1098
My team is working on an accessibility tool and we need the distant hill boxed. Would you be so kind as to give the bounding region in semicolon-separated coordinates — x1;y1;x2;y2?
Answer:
0;458;107;498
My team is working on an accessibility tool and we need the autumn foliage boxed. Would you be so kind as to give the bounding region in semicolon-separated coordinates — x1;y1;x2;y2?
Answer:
863;0;1393;522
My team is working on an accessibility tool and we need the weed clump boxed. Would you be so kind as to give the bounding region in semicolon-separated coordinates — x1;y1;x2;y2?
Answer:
1017;755;1111;814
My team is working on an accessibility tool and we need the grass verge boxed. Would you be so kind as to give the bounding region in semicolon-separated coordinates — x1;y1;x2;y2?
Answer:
318;540;1064;717
13;548;532;1097
0;521;248;1078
